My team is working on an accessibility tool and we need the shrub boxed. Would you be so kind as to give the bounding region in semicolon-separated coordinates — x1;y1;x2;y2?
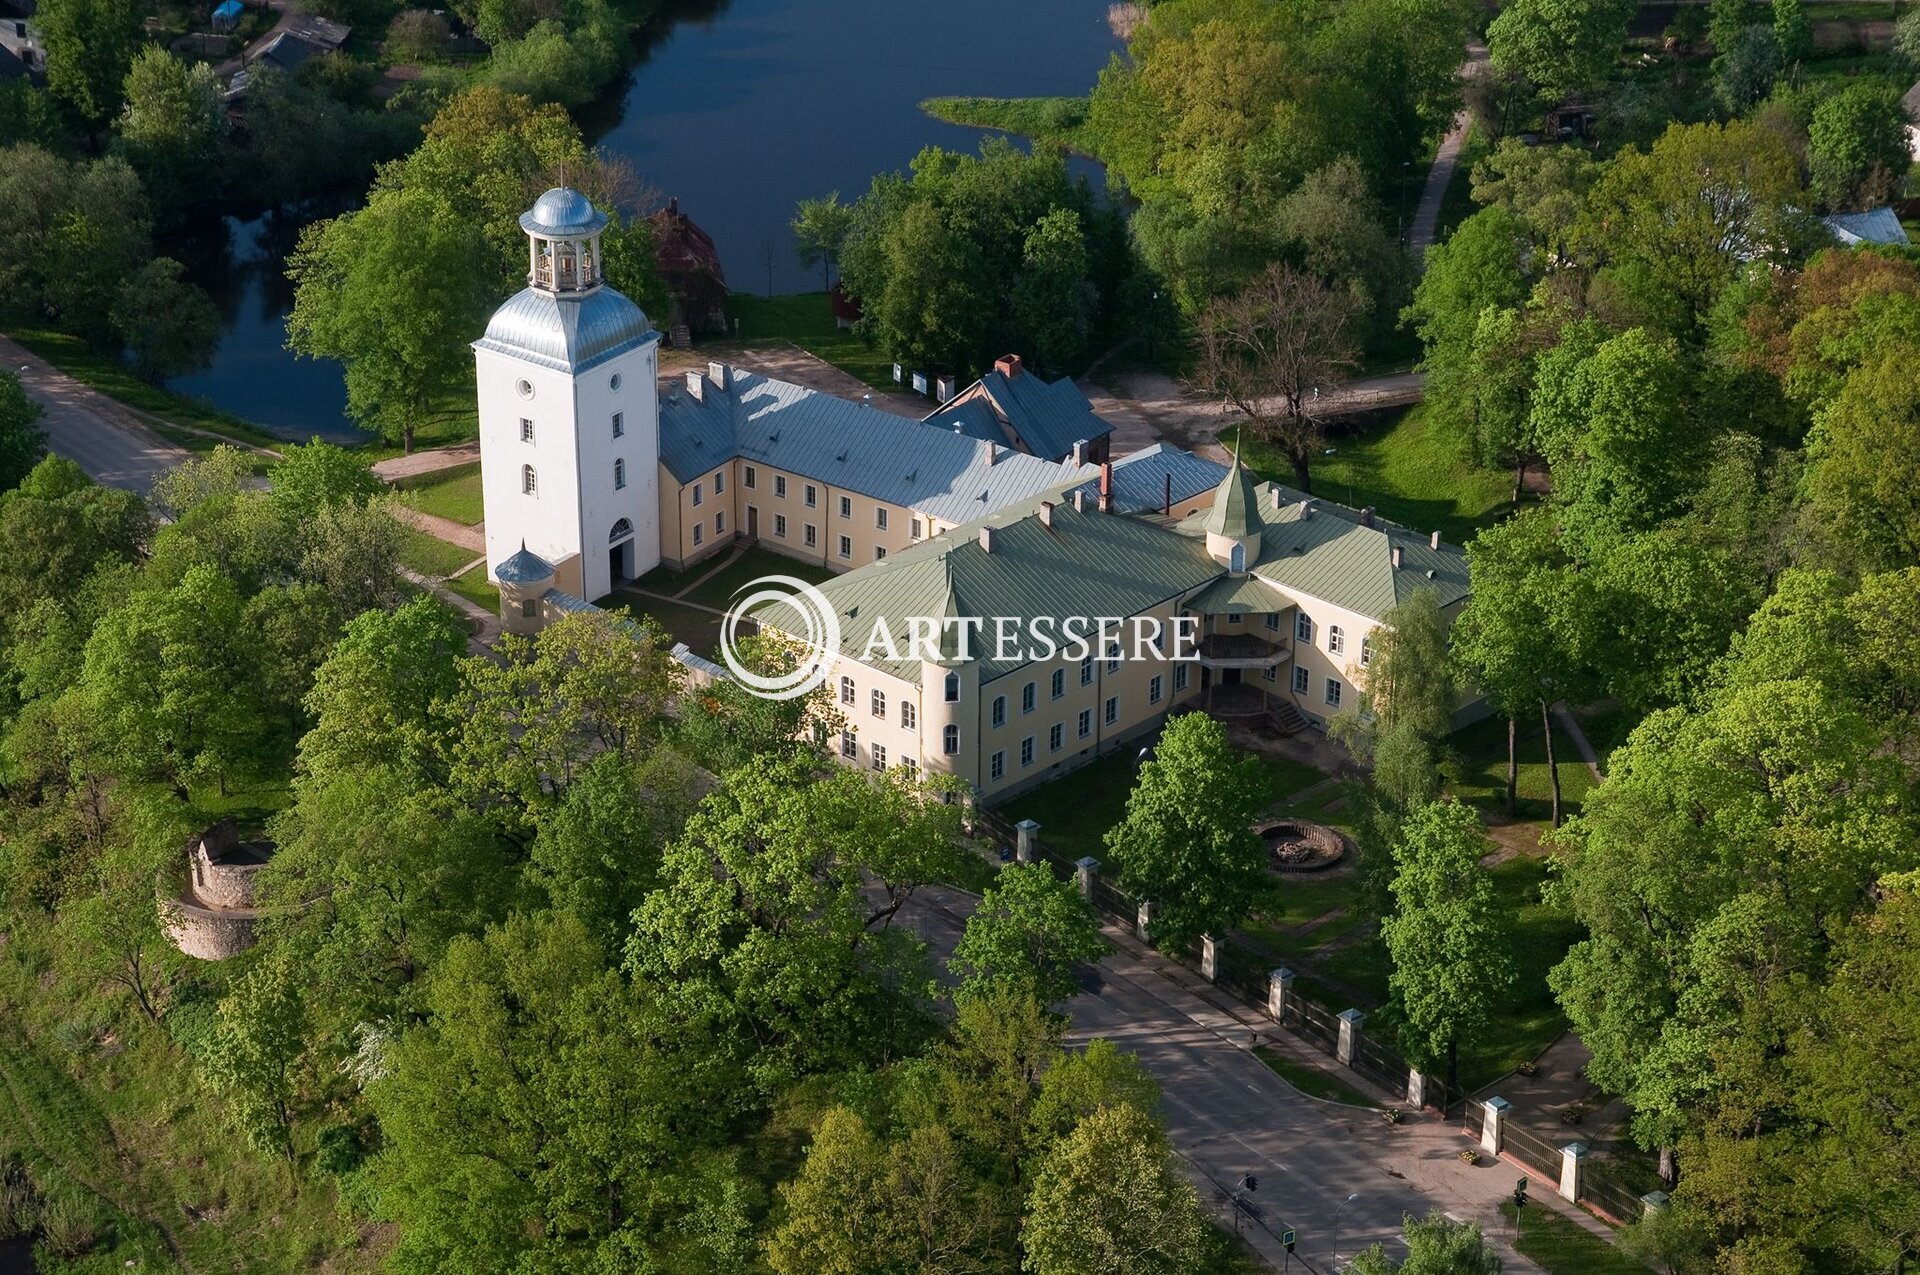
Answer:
387;10;451;64
37;1193;99;1259
0;1162;37;1240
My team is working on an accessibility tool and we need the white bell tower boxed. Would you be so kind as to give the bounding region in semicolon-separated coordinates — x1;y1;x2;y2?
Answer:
474;187;661;603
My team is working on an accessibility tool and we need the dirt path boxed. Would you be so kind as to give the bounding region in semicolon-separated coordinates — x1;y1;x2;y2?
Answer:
390;505;484;553
372;442;479;483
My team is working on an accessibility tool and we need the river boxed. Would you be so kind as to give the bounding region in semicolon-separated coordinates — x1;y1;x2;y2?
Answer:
168;0;1122;442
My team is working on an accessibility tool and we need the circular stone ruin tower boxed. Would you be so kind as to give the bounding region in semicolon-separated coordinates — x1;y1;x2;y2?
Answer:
160;820;276;961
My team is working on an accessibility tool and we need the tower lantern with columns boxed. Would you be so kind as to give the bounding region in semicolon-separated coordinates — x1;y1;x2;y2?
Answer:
473;188;662;608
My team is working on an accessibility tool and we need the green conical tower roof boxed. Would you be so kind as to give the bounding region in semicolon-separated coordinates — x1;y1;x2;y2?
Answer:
1203;445;1263;540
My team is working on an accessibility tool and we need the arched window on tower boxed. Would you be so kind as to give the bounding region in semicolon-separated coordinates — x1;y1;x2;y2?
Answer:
609;518;633;544
1230;542;1246;572
614;458;627;490
944;672;961;702
522;464;537;495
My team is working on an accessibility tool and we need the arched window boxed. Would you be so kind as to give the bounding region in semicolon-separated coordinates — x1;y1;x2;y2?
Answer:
1229;542;1245;572
840;676;855;706
609;517;633;544
943;724;959;755
1360;635;1373;668
871;689;886;719
614;458;627;490
944;672;961;703
1328;625;1345;655
521;464;537;495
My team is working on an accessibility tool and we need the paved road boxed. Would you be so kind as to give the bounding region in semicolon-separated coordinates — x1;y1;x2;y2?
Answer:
894;885;1593;1273
1;335;190;494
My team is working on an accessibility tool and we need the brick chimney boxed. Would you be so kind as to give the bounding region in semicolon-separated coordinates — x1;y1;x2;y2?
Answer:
1074;489;1087;512
1360;506;1376;528
993;353;1024;380
1098;461;1113;513
685;369;704;402
1429;529;1442;550
1391;545;1404;569
979;526;997;552
1071;440;1087;466
1038;501;1054;528
707;361;729;390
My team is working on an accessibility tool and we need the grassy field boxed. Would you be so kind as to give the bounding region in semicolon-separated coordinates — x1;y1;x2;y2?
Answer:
920;95;1100;155
393;463;484;526
4;324;289;452
1499;1202;1641;1275
1240;404;1515;546
0;916;375;1273
724;293;898;389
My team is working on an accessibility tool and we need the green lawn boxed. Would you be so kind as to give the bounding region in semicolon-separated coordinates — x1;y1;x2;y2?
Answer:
1241;403;1514;546
1254;1048;1379;1108
1500;1202;1642;1275
3;323;288;452
446;562;500;613
725;293;899;389
393;463;484;526
395;525;480;580
681;545;836;611
1446;713;1602;825
608;596;727;656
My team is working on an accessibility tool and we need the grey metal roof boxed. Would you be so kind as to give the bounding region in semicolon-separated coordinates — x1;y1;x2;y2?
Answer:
1066;443;1227;515
494;544;554;583
473;286;656;374
521;188;607;238
658;370;1096;524
754;495;1220;683
926;369;1114;462
1822;208;1910;247
923;399;1005;446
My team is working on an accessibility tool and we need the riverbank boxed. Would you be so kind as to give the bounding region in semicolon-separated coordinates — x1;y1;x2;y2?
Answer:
919;95;1102;157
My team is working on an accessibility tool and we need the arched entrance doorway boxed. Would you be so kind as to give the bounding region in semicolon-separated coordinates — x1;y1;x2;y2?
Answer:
609;518;635;585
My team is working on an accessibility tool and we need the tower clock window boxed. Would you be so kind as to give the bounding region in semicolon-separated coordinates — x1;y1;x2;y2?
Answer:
521;464;537;495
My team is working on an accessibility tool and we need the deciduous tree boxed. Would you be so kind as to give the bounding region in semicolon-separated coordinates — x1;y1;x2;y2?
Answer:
949;862;1104;1007
1189;262;1361;493
1103;712;1268;950
111;257;219;381
1487;0;1635;103
34;0;143;129
0;372;47;494
1349;1211;1504;1274
1021;1103;1210;1275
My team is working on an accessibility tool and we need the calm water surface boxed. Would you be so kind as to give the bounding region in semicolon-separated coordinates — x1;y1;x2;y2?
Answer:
171;0;1120;440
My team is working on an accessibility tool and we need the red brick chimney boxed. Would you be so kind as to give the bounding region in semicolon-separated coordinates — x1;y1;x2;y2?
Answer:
993;353;1024;380
1098;461;1113;513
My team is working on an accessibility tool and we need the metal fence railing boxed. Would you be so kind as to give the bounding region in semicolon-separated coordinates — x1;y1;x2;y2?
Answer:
1502;1121;1567;1183
1350;1031;1407;1095
1582;1161;1647;1224
1464;1100;1486;1141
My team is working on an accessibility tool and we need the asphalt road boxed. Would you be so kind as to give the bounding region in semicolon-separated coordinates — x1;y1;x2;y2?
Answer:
896;884;1555;1273
2;335;191;493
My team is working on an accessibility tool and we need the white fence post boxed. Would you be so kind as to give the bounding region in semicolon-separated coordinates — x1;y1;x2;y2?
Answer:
1267;968;1294;1021
1559;1142;1588;1202
1200;934;1221;982
1074;857;1099;902
1480;1097;1511;1157
1014;819;1039;864
1136;900;1155;943
1406;1069;1427;1110
1336;1009;1366;1066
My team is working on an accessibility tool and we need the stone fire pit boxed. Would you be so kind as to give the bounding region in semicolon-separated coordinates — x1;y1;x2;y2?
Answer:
1256;818;1345;872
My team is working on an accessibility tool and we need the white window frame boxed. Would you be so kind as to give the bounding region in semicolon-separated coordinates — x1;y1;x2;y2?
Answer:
1325;678;1342;708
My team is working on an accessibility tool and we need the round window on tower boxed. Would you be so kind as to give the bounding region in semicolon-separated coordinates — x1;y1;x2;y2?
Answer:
517;379;535;399
609;373;622;392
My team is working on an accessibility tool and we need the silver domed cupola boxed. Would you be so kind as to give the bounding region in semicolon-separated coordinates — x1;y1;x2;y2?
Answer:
521;187;609;295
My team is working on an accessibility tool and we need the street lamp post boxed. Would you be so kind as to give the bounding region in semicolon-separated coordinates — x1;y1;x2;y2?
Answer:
1332;1192;1360;1269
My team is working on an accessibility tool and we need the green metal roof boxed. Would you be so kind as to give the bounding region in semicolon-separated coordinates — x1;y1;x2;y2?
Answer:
755;496;1220;683
1249;490;1470;618
1185;573;1288;615
1203;450;1262;539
